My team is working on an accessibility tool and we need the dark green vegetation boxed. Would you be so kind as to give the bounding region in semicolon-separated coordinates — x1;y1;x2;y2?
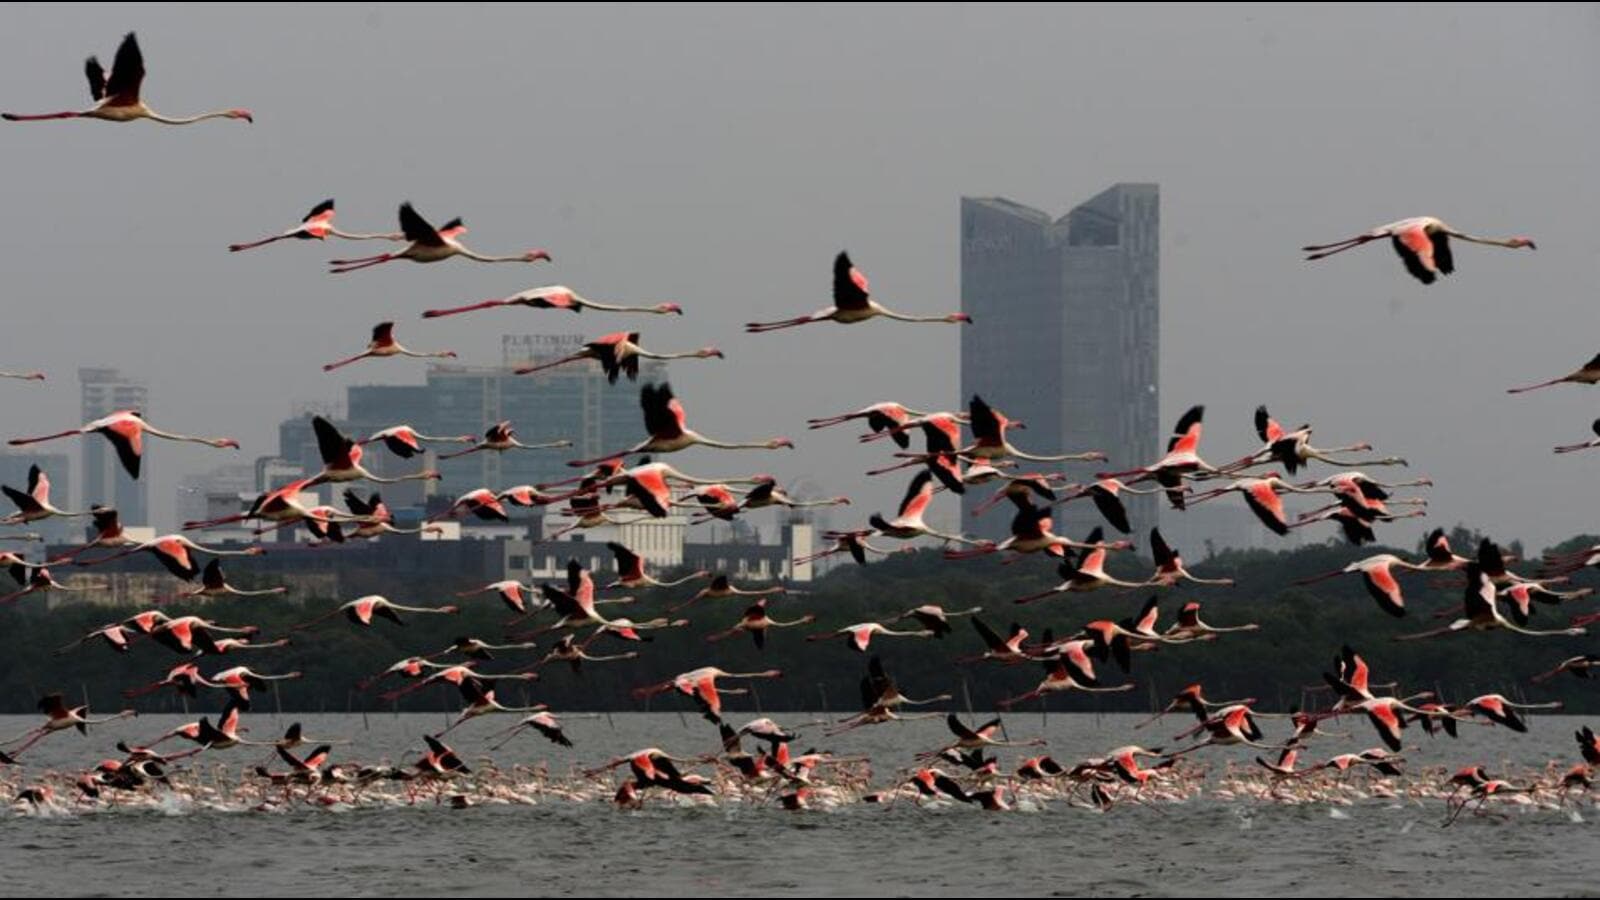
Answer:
5;527;1596;715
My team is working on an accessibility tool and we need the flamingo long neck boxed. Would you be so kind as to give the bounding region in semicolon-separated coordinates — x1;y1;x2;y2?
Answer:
145;110;239;125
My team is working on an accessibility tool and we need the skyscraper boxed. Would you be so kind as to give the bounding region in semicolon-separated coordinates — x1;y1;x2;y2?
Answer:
960;184;1159;539
79;367;150;526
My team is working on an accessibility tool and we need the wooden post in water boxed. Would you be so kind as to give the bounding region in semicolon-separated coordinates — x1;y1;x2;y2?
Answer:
818;683;830;723
751;683;763;715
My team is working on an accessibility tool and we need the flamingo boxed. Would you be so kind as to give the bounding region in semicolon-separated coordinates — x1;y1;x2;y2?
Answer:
1164;601;1260;642
485;711;575;750
535;634;640;674
603;541;710;590
704;599;816;649
52;623;136;656
1146;528;1235;588
806;402;930;448
327;202;550;274
962;395;1106;463
670;574;785;612
1396;563;1586;640
10;410;238;479
291;595;459;630
1098;405;1220;510
425;636;540;662
1530;654;1600;683
1015;528;1151;603
511;561;637;635
806;621;934;653
0;371;45;381
437;680;550;736
513;331;723;382
567;382;792;467
431;488;511;523
997;656;1135;709
204;666;303;710
228;199;402;252
1185;473;1337;536
1;465;87;525
75;534;263;581
892;604;983;638
0;694;136;757
423;285;679;318
1044;478;1167;533
1230;405;1407;473
299;417;441;489
731;476;850;514
924;714;1045;759
825;657;952;737
746;251;969;332
945;497;1132;560
959;618;1033;664
157;559;287;603
1302;216;1534;284
792;529;903;568
332;491;443;542
322;322;456;372
1456;694;1563;733
966;471;1065;518
457;579;539;616
632;667;784;724
0;567;89;605
865;470;984;547
359;424;475;459
183;478;333;534
436;421;570;460
1554;419;1600;454
2;33;252;125
147;615;260;655
1507;352;1600;394
1293;553;1435;617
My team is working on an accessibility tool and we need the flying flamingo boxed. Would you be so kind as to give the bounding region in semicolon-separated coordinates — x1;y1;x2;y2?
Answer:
1015;528;1151;603
603;541;710;591
1301;216;1534;284
485;711;575;750
1554;420;1600;454
154;559;287;604
1293;553;1436;617
228;199;402;252
423;285;680;318
1164;601;1260;642
669;574;785;613
0;567;89;605
892;604;983;638
328;202;550;274
945;498;1132;560
204;666;303;710
323;322;456;372
1230;405;1407;474
75;534;263;580
0;694;136;757
536;634;640;673
1456;694;1563;733
1186;473;1337;536
997;656;1135;709
865;470;984;547
359;424;476;459
806;621;934;653
962;396;1106;463
513;331;723;382
1396;563;1586;640
333;491;443;542
807;402;931;448
746;251;970;332
300;417;441;490
1041;478;1166;533
1530;654;1600;683
632;667;784;724
1098;405;1220;510
183;478;331;534
0;371;45;381
2;465;87;525
2;33;252;126
792;529;904;568
1146;528;1235;588
147;615;260;654
436;680;550;736
923;714;1045;760
10;410;238;479
431;488;511;523
122;662;213;699
291;595;459;630
425;637;541;662
456;579;539;616
436;421;570;460
959;618;1033;664
567;382;792;467
704;599;816;649
52;623;136;655
966;471;1065;518
1507;351;1600;394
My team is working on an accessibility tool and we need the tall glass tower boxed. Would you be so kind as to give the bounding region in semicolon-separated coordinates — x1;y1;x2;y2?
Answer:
960;184;1159;539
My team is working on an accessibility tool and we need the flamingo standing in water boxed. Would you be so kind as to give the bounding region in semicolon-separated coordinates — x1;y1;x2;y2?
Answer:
229;199;402;252
423;286;680;318
328;202;550;274
3;33;252;126
323;322;456;372
567;383;792;466
746;252;970;332
2;465;87;525
11;410;238;479
1301;216;1534;284
1507;352;1600;394
513;332;723;382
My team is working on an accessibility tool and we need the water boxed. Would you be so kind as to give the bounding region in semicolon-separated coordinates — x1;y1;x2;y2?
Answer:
0;712;1594;896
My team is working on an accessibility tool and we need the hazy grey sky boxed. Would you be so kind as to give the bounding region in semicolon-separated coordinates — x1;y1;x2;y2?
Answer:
3;3;1597;548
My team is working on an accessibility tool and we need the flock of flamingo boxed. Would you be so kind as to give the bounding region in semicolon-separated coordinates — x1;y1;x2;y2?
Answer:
0;32;1594;822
